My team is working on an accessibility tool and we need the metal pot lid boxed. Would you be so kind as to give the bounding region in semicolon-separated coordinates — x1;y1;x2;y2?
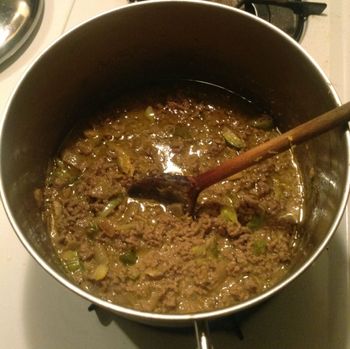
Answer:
0;0;44;67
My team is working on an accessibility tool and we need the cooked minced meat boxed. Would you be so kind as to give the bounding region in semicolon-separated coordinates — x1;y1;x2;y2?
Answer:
42;82;303;314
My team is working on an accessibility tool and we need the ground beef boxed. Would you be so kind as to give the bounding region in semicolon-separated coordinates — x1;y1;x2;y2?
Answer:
43;82;303;314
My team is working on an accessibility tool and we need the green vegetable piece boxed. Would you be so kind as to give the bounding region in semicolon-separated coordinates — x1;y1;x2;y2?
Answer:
99;195;124;218
191;244;207;257
62;250;77;260
116;150;134;176
91;264;109;281
119;250;138;266
251;115;274;130
206;236;219;258
192;237;219;259
173;125;192;139
61;250;81;272
222;128;246;149
253;239;267;256
86;221;99;236
247;214;265;231
53;160;81;187
220;206;238;224
144;106;155;121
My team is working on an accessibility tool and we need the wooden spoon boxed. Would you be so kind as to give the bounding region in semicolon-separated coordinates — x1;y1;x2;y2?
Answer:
128;101;350;214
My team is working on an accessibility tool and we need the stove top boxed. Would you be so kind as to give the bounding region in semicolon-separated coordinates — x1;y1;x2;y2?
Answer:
0;1;349;348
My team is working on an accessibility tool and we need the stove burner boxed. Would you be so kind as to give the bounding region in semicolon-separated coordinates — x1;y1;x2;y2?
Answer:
236;0;327;41
128;0;327;41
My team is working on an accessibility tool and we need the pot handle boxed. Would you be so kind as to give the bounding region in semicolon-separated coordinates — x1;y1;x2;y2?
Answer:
194;320;214;349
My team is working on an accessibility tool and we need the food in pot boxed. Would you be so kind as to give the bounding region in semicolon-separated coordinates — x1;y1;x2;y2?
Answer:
41;82;304;314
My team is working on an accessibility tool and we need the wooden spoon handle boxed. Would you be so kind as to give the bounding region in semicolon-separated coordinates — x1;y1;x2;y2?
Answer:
193;101;350;191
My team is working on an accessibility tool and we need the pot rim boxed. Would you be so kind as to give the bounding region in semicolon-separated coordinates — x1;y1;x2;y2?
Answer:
1;0;349;323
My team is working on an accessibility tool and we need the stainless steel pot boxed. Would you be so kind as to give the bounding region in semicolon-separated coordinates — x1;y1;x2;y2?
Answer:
1;1;349;348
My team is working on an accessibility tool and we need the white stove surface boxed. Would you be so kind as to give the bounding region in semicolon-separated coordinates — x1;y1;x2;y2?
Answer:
0;1;349;348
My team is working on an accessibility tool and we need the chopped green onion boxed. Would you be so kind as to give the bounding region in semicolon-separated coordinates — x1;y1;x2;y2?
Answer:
192;236;219;258
253;239;267;256
144;106;155;121
52;160;81;187
222;128;246;149
220;206;238;224
191;244;207;257
206;236;219;258
61;250;81;272
247;214;265;231
86;221;99;236
99;195;124;218
251;115;274;130
91;264;109;281
116;150;134;176
119;249;138;266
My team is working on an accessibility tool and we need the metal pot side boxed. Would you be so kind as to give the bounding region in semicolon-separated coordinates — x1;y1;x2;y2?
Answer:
0;0;349;326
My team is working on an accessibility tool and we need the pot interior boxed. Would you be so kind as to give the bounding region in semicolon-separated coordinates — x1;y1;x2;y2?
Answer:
1;1;348;323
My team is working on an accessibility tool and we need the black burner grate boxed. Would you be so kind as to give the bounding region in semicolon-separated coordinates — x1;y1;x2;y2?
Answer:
235;0;326;41
128;0;327;41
